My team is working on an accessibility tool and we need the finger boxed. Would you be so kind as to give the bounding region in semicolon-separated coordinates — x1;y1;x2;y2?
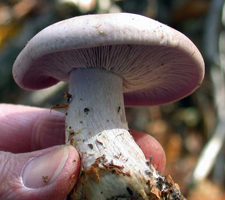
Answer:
0;145;80;200
130;129;166;172
0;104;65;153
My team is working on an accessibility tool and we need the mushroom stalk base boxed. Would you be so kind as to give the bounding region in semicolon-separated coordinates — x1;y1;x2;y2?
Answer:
65;68;185;200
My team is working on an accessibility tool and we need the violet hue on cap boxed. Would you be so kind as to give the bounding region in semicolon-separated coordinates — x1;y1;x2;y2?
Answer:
13;13;204;106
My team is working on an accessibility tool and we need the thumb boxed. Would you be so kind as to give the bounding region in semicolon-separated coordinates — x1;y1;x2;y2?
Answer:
0;145;80;200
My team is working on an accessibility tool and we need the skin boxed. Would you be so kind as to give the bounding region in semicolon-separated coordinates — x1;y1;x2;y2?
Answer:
0;104;166;200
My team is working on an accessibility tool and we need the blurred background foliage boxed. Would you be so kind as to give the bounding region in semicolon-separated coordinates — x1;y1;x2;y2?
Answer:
0;0;225;199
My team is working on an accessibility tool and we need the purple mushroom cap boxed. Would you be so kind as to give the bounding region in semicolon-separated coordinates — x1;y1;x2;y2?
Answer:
13;13;205;106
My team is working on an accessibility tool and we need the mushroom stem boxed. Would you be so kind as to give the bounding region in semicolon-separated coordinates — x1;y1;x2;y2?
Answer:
66;68;184;200
66;68;145;170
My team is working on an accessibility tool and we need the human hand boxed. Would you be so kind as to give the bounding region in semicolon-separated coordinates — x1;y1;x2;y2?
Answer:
0;104;166;200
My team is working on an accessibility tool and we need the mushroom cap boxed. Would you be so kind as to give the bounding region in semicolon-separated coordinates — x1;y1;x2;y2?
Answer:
13;13;204;106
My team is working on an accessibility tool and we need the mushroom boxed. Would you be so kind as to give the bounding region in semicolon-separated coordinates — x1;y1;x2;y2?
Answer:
13;13;204;200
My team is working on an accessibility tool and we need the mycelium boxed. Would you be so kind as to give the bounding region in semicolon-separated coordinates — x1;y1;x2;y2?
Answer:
12;13;205;199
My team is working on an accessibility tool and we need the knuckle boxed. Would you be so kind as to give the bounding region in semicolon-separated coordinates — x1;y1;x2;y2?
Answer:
0;152;22;199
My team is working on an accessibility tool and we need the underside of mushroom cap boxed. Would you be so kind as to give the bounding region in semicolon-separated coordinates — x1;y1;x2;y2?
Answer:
13;13;204;106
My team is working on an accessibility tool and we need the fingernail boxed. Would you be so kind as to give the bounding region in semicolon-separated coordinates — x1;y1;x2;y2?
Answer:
23;146;69;188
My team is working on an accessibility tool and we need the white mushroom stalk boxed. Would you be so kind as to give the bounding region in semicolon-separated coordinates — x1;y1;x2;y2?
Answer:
65;68;185;200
